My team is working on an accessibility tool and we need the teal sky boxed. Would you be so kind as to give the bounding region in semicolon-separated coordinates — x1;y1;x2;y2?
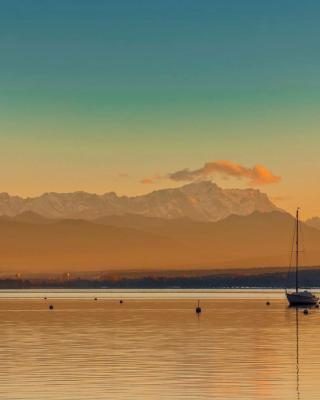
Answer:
1;1;320;217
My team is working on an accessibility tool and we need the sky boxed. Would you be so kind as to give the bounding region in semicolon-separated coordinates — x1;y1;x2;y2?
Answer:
1;1;320;217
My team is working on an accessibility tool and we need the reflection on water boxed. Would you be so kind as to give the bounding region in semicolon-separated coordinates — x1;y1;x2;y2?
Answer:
0;293;319;400
296;309;300;400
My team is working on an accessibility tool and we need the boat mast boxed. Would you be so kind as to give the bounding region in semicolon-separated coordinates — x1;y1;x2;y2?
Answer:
295;208;299;293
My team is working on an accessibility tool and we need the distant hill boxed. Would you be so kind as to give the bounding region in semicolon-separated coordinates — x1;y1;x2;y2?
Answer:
0;218;191;274
1;210;320;275
0;181;278;222
305;217;320;230
95;211;320;268
7;211;56;224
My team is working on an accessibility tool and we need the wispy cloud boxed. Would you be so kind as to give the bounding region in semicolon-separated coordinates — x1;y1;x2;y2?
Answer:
141;178;155;185
141;160;281;186
140;174;162;185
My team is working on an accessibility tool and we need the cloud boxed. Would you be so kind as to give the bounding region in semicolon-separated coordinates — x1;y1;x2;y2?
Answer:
141;174;162;185
142;160;281;186
169;160;281;185
141;178;155;185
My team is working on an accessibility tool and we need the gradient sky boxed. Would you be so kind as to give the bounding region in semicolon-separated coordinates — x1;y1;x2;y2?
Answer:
1;1;320;217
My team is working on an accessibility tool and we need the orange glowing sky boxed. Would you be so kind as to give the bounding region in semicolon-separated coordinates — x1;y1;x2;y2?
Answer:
1;1;320;218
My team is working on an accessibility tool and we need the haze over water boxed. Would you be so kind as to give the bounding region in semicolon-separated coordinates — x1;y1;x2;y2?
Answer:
0;291;318;399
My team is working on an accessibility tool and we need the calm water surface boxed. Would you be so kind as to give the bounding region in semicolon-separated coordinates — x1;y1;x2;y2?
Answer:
0;290;319;399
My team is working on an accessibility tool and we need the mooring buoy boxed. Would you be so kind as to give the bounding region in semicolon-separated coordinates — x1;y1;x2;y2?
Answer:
303;309;309;315
195;300;201;314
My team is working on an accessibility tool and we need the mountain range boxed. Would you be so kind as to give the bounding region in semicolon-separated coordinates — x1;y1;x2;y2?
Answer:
1;181;320;275
0;181;278;222
1;210;320;275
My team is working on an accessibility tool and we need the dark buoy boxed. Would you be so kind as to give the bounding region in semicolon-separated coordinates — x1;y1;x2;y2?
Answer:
120;300;123;304
316;304;319;308
49;304;54;310
195;300;201;314
303;309;309;315
94;297;98;301
266;301;270;306
44;297;47;300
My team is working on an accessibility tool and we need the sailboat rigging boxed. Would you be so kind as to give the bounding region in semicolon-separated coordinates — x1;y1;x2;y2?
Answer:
286;208;318;306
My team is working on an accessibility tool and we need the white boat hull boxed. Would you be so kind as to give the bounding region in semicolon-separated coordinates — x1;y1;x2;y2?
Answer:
286;291;318;306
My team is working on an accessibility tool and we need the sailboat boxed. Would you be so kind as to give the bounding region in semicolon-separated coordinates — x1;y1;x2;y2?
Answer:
286;208;318;306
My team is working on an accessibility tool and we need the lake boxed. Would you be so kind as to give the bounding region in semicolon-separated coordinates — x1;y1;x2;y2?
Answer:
0;290;318;399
